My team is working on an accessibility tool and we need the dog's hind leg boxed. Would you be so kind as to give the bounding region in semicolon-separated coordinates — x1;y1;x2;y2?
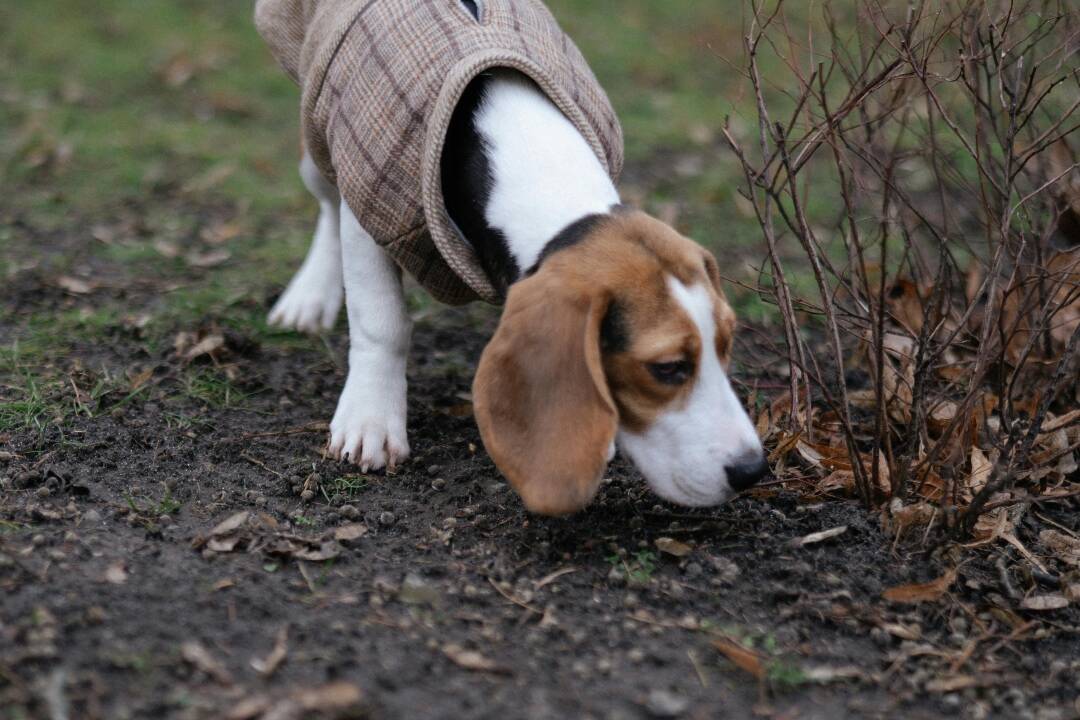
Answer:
268;152;344;333
327;200;412;471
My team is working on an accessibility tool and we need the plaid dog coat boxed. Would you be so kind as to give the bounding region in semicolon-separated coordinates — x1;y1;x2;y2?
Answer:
255;0;624;304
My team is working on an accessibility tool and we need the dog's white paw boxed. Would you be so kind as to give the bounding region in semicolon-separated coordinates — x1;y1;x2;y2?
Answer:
328;378;410;471
269;267;343;333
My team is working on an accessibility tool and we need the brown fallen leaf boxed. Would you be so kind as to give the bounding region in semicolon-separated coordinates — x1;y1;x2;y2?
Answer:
442;644;509;674
883;568;957;603
292;682;365;712
711;636;765;681
181;640;233;685
227;682;364;720
655;537;692;558
251;626;288;677
967;446;993;497
1040;529;1080;568
128;367;155;393
334;523;368;542
211;511;250;537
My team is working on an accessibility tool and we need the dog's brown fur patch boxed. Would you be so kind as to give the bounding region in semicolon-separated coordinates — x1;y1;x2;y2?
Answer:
472;210;737;515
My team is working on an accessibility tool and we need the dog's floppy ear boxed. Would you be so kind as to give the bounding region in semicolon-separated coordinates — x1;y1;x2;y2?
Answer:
473;270;617;516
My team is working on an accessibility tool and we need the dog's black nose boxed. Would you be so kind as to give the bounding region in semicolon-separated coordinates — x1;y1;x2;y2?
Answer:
725;452;770;491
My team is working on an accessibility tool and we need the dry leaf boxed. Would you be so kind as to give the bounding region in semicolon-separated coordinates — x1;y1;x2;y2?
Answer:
200;219;246;245
442;645;508;674
334;524;368;542
711;637;765;680
1040;530;1080;568
880;622;921;640
211;511;250;537
655;537;693;558
181;641;233;685
251;626;288;677
1019;595;1069;611
967;446;992;497
926;675;978;693
793;526;848;547
883;568;957;603
292;683;364;712
887;501;937;534
128;367;154;393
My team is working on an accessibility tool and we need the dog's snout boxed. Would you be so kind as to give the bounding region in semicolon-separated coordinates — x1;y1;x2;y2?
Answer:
725;451;769;491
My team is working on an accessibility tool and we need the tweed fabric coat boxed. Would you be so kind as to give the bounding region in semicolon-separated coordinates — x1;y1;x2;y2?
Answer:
255;0;624;304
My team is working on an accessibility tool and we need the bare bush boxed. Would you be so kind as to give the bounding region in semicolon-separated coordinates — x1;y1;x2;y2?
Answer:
724;0;1080;539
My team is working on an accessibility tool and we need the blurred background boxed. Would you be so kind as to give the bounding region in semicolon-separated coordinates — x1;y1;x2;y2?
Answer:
0;0;779;331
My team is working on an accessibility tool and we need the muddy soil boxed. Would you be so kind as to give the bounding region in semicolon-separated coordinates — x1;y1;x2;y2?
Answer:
2;209;1079;720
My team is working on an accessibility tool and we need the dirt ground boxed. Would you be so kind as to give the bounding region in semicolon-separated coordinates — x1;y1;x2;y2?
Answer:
2;208;1079;720
2;1;1080;717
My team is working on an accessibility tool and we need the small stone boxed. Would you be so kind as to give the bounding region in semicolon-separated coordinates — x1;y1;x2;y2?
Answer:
86;606;107;624
628;648;645;663
378;511;396;527
942;694;962;709
431;478;446;491
427;465;442;476
158;514;172;526
645;689;689;718
340;504;361;520
31;534;46;546
683;562;703;577
708;555;741;584
82;509;102;524
300;489;315;502
622;593;639;608
35;486;51;498
607;567;627;586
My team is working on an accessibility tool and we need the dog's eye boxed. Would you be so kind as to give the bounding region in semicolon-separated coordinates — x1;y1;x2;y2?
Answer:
648;360;693;385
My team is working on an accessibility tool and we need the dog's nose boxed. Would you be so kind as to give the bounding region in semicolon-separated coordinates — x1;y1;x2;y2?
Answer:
725;451;769;491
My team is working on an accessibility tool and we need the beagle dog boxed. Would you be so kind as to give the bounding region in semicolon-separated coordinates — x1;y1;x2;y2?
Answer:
268;69;767;515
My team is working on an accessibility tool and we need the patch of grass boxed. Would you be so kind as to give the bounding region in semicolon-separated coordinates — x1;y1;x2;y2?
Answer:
153;490;183;516
181;367;250;410
323;475;370;501
607;549;658;585
292;514;314;527
766;659;810;689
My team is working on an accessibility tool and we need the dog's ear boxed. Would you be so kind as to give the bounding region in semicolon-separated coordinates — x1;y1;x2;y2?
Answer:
473;270;617;516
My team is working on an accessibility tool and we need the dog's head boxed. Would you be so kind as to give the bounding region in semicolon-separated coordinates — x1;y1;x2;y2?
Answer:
473;210;767;515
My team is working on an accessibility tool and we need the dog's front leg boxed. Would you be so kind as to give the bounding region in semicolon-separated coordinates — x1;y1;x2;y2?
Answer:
327;201;412;471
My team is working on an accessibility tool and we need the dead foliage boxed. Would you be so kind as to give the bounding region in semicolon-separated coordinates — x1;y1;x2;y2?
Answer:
727;0;1080;548
191;510;368;564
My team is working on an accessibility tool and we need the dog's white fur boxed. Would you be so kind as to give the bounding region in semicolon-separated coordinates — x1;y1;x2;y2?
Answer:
474;74;620;271
271;74;763;501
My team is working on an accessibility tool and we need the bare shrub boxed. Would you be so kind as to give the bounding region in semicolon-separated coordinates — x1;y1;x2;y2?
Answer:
724;0;1080;539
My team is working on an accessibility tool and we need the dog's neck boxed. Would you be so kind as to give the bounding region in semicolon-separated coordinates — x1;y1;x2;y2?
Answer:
441;70;621;294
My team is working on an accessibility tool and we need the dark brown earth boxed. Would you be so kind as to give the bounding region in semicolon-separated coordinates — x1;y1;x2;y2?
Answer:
2;206;1080;720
